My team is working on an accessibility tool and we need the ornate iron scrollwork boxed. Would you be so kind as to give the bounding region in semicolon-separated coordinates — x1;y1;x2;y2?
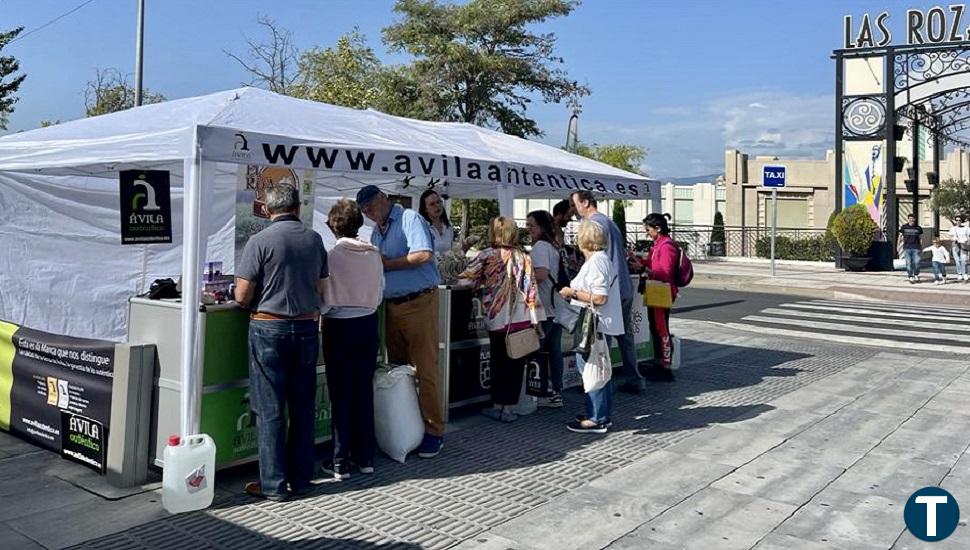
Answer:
894;49;970;91
842;96;887;138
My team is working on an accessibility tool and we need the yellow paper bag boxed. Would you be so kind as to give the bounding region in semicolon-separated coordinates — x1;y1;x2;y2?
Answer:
643;280;673;309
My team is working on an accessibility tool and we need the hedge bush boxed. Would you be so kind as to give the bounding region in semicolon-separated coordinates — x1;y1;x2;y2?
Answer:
755;234;834;261
831;204;878;256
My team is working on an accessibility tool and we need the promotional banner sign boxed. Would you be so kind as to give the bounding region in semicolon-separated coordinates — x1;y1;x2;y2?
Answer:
120;169;173;245
0;320;114;473
204;127;650;199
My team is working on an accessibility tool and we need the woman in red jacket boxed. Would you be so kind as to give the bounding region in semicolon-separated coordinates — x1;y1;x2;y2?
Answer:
641;213;677;381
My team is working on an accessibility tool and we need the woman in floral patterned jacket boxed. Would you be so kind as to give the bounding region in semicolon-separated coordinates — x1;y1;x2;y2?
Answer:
459;217;543;423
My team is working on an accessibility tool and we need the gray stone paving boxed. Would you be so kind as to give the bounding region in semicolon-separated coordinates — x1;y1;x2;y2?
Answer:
2;317;967;549
46;321;883;550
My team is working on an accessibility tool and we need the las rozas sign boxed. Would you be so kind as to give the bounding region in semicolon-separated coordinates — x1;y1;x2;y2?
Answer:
844;5;970;49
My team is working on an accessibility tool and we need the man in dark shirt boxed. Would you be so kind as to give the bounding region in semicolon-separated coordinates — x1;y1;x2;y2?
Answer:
898;214;924;284
235;183;328;501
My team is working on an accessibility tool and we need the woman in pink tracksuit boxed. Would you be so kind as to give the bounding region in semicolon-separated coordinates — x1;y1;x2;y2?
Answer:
641;213;678;381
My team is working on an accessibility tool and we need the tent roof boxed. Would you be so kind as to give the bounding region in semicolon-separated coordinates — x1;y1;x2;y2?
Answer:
0;87;651;189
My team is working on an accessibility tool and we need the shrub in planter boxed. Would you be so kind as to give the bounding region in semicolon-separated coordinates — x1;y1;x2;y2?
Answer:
831;205;878;257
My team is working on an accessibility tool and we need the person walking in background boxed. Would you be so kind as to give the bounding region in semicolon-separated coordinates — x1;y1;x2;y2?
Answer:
459;217;543;423
526;210;566;408
951;215;970;282
559;220;622;433
570;190;643;394
234;183;328;502
419;189;455;256
899;214;924;284
640;213;678;381
320;200;383;479
357;185;446;458
925;237;952;285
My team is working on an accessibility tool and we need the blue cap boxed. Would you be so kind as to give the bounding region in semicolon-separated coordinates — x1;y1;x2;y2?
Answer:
356;185;382;206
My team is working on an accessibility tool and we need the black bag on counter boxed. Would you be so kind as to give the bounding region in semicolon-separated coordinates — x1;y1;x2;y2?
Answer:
145;278;180;300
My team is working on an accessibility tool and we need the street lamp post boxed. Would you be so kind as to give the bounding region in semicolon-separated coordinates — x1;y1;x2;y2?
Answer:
134;0;144;106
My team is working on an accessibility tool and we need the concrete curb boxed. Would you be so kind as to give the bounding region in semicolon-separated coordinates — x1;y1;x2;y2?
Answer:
690;276;970;306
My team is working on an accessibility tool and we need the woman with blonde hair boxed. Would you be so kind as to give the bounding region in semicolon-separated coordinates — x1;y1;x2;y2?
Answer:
459;216;543;423
558;219;622;433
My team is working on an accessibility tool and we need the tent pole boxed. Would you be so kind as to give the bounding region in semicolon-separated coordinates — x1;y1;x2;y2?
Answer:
497;183;515;217
647;180;662;216
179;126;204;437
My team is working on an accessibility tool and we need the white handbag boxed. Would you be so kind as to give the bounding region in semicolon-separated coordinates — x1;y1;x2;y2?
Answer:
581;335;612;393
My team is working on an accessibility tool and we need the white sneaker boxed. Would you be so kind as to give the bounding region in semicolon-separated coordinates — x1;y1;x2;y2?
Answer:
935;280;943;285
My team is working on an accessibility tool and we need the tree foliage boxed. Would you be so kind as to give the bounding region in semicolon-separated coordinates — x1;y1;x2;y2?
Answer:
930;178;970;222
383;0;589;137
0;26;26;130
574;142;647;174
293;29;434;119
84;68;165;117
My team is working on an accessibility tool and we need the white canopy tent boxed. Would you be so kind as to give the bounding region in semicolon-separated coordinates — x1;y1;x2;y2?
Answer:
0;87;658;435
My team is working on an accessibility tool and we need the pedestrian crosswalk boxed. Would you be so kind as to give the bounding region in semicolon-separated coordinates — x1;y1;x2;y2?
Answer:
721;298;970;355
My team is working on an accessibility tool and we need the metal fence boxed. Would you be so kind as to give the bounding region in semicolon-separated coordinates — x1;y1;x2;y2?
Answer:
626;224;830;260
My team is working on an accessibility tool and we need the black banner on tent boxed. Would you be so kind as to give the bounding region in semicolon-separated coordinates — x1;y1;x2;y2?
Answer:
120;169;172;244
0;321;114;473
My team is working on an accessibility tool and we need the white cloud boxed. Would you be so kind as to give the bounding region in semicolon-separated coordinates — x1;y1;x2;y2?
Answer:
568;91;833;178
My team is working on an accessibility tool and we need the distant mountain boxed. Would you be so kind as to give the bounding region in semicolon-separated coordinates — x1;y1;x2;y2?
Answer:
658;173;723;185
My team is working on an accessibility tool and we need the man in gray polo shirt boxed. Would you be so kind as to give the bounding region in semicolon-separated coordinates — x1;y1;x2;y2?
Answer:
234;183;328;502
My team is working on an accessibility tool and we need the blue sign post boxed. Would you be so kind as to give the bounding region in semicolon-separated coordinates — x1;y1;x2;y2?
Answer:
763;166;786;276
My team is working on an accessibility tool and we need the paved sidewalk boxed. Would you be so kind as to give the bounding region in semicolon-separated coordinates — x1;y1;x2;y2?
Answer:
692;258;970;306
460;319;970;550
1;318;967;549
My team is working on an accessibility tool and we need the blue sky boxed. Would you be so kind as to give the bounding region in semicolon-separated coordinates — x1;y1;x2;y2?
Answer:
0;0;945;177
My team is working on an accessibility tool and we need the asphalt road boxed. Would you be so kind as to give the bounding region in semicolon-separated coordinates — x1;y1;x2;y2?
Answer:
671;288;792;323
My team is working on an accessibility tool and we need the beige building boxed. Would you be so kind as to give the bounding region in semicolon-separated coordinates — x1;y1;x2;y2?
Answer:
724;147;969;232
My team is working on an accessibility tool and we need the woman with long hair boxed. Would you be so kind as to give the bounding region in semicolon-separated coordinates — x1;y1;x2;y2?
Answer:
525;210;565;408
459;217;543;423
641;213;678;382
418;189;454;255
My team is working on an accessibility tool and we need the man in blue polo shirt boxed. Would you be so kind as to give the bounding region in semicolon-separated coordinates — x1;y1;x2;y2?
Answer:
357;186;445;458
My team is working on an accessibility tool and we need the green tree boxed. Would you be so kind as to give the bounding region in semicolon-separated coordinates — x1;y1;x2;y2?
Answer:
384;0;589;138
0;26;26;130
293;29;434;119
384;0;590;233
295;29;383;109
84;68;165;117
930;178;970;222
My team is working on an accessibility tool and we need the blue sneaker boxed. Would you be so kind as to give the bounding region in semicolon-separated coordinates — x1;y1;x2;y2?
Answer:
417;434;443;458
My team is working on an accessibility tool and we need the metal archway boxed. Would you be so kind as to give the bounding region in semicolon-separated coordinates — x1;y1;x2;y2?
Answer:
836;42;970;264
